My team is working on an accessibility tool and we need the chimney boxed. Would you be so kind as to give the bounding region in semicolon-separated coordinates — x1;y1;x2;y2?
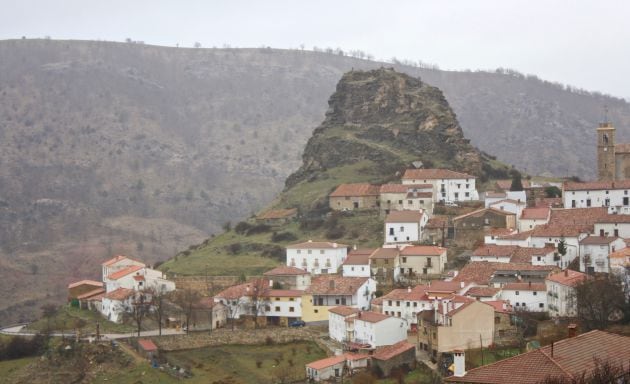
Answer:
269;279;273;287
460;281;465;289
528;281;532;288
308;239;313;243
564;269;569;277
568;323;577;338
353;244;357;251
407;286;411;293
246;285;250;292
333;242;338;248
453;350;466;377
329;280;335;290
551;341;554;357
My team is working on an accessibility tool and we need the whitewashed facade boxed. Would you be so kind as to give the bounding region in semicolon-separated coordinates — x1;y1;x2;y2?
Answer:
402;169;479;203
384;211;428;245
352;312;408;348
563;181;630;213
500;283;547;312
579;236;626;274
286;241;348;275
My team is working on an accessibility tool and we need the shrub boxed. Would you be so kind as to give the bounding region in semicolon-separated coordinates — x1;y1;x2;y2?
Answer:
299;218;324;230
227;243;242;255
325;225;346;240
271;231;298;242
234;221;252;234
246;224;271;235
256;360;262;368
264;336;274;345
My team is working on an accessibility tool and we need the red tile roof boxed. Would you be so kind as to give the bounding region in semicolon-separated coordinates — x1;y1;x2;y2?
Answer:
453;207;515;222
257;208;297;220
497;230;533;241
485;227;516;237
306;354;369;370
369;248;399;260
215;278;270;300
306;276;369;295
595;214;630;223
104;288;135;301
348;248;377;256
503;282;546;291
137;339;158;352
354;311;392;323
426;216;449;229
563;180;630;191
402;169;476;180
329;306;361;317
263;266;309;276
133;275;145;281
286;240;348;249
546;270;587;287
531;224;591;238
509;247;556;263
495;179;531;191
68;280;103;289
372;341;416;361
489;198;526;207
102;255;144;267
107;265;144;280
473;245;518;257
329;183;380;197
76;288;106;300
445;330;630;383
521;207;551;220
385;210;425;223
465;287;500;298
609;247;630;261
579;235;620;245
548;207;608;226
427;281;463;293
379;285;430;301
453;262;556;285
400;245;446;256
342;253;371;266
264;289;304;298
484;300;513;314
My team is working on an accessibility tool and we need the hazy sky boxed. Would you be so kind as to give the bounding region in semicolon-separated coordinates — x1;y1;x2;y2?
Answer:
1;0;629;99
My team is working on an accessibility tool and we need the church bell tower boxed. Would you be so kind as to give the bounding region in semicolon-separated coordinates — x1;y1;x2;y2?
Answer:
597;122;616;181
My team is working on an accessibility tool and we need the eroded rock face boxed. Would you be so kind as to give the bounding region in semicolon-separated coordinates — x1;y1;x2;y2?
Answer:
286;68;484;189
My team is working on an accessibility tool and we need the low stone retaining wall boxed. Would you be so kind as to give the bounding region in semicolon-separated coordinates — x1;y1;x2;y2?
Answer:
154;327;316;351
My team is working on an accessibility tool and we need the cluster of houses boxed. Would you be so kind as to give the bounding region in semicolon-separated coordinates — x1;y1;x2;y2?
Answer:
67;255;176;323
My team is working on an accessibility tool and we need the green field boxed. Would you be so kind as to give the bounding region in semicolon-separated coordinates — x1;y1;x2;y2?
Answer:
25;305;135;334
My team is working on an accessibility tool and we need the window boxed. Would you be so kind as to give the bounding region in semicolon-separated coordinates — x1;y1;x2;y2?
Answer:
320;250;324;254
265;305;271;311
351;267;355;271
465;192;470;197
389;228;394;235
308;250;312;254
396;301;400;307
406;302;410;307
539;303;544;308
495;316;500;324
297;250;301;254
408;200;413;204
314;309;318;313
402;257;407;263
289;307;295;312
398;200;403;205
275;306;280;312
388;300;392;306
400;226;404;232
335;299;340;305
275;297;280;301
413;302;418;307
457;184;461;188
466;184;470;189
533;291;537;296
515;291;520;295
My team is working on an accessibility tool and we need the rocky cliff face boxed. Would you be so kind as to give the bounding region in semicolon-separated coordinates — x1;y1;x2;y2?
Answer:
286;68;484;189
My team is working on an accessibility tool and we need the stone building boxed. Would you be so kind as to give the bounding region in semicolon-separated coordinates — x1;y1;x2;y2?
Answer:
597;121;630;181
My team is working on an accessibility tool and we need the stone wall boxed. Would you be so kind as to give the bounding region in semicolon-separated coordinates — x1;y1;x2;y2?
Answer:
154;327;317;351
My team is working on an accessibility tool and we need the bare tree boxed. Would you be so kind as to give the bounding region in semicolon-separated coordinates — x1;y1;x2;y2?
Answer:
41;304;58;334
147;286;168;336
131;291;151;337
574;274;627;330
249;279;271;329
171;288;201;334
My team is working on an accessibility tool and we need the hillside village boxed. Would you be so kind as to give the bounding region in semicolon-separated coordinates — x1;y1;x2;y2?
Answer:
3;67;630;383
59;141;630;382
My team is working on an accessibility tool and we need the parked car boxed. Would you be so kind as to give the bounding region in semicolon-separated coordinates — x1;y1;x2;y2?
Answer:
289;320;306;328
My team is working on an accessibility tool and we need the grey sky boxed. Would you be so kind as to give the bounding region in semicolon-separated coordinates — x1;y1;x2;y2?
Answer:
1;0;629;99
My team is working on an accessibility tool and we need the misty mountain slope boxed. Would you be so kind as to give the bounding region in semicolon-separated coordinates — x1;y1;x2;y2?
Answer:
1;39;629;323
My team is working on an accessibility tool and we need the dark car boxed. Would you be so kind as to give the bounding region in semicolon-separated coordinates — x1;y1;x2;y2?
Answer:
289;320;306;327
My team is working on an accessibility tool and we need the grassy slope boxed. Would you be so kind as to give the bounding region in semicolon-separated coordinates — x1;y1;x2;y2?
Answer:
24;306;135;334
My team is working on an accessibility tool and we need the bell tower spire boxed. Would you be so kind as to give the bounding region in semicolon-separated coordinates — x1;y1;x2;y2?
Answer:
597;120;616;181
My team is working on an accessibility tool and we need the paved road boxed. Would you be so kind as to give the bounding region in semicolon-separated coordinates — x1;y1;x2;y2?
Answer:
0;324;185;339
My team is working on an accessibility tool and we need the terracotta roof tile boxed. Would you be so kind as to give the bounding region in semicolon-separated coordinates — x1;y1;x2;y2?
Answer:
369;248;399;260
306;276;368;295
563;180;630;191
546;270;587;287
453;262;556;285
495;179;531;190
548;207;608;226
426;216;449;229
138;339;158;352
427;281;463;293
503;282;546;291
329;183;380;197
453;207;515;222
354;311;392;323
484;300;513;313
579;235;620;245
329;306;361;316
68;280;103;289
215;278;270;300
107;265;144;280
372;341;416;361
264;289;304;298
76;288;106;300
306;353;368;370
510;247;556;263
445;330;630;383
402;169;476;180
385;210;425;223
342;253;371;266
595;214;630;223
473;245;518;257
521;207;551;220
379;285;430;301
497;230;533;241
103;288;135;301
466;287;500;297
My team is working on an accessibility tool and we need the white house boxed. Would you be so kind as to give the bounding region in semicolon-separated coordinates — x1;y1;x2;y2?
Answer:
352;311;408;348
379;184;434;215
101;288;136;323
103;264;175;294
563;180;630;213
494;231;533;247
306;276;377;312
341;248;373;278
546;270;587;317
519;207;551;232
379;285;433;330
579;235;626;274
593;214;630;238
263;266;311;290
398;245;447;276
470;245;518;263
328;306;360;343
500;282;547;312
484;191;527;207
484;228;518;244
286;240;348;275
384;210;428;245
402;168;479;203
101;255;145;282
488;199;526;220
530;225;589;268
609;248;630;275
306;354;370;382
